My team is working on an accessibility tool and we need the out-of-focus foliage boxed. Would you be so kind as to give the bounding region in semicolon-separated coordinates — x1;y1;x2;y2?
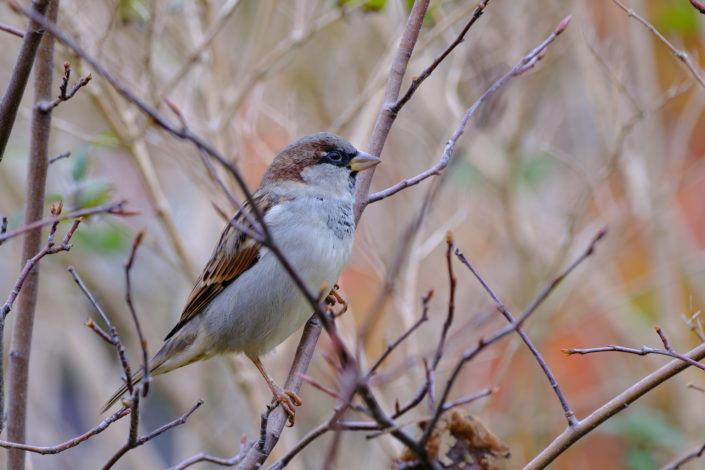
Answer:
1;0;705;469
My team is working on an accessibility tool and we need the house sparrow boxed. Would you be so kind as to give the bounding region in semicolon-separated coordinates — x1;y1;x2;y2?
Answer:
102;133;380;425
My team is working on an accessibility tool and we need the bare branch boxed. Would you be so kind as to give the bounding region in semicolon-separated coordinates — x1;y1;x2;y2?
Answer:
610;0;705;90
421;222;600;447
0;23;24;38
0;0;52;161
525;342;705;469
563;327;705;373
353;0;432;220
48;150;70;164
689;0;705;14
102;400;203;470
452;236;581;427
390;0;490;114
124;231;151;396
367;290;432;376
0;408;129;454
6;2;59;460
664;442;705;470
176;318;323;469
68;266;132;394
2;207;81;319
37;61;92;112
442;388;495;412
0;200;132;245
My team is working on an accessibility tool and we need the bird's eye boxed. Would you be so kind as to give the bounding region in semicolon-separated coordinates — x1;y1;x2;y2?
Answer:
328;151;342;161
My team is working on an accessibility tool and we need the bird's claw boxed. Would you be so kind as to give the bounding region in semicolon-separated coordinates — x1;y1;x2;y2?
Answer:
325;284;348;317
271;389;302;427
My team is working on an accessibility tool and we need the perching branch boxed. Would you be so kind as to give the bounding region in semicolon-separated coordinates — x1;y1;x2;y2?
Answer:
353;0;432;220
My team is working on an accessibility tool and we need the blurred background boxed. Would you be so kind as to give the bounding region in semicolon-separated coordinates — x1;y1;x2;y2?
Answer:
1;0;705;468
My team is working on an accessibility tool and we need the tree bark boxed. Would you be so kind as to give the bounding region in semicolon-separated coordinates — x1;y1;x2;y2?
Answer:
6;1;59;468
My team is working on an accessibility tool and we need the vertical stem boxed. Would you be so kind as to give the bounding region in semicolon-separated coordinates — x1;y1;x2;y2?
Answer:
6;1;58;468
0;0;51;162
353;0;430;221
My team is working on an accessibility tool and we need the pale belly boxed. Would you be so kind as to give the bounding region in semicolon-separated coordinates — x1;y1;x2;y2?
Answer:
199;200;354;358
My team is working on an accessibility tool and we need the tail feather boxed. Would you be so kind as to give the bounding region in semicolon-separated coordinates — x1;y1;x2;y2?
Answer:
100;332;195;413
101;366;149;413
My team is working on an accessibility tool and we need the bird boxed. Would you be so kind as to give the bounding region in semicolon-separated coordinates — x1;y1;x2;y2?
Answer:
102;132;380;425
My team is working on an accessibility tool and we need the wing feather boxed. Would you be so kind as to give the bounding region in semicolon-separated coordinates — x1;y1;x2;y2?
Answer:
164;192;282;340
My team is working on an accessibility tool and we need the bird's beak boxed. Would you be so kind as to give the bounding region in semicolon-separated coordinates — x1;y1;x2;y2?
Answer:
349;151;381;171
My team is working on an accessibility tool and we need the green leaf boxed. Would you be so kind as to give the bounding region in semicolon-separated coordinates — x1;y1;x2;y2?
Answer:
448;155;486;189
517;151;555;189
45;193;64;204
656;1;699;34
75;180;112;209
602;409;682;447
92;131;121;148
72;223;128;253
71;146;90;182
119;0;150;23
338;0;387;11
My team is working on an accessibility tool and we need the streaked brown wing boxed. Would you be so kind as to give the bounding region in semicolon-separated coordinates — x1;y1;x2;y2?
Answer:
164;192;281;340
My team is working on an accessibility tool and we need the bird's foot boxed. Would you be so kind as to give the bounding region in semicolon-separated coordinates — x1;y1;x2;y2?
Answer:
270;386;302;427
325;284;348;317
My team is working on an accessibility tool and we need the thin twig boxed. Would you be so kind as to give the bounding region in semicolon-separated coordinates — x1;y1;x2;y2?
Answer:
664;442;705;470
390;0;490;114
101;400;203;470
1;208;81;319
353;0;432;220
0;408;129;454
432;233;457;369
367;290;432;376
441;387;495;411
421;221;600;447
48;150;70;164
68;266;133;394
0;200;131;245
563;327;705;373
37;61;91;112
0;23;25;38
689;0;705;14
610;0;705;90
124;231;151;396
452;235;582;426
525;342;705;469
161;0;244;95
